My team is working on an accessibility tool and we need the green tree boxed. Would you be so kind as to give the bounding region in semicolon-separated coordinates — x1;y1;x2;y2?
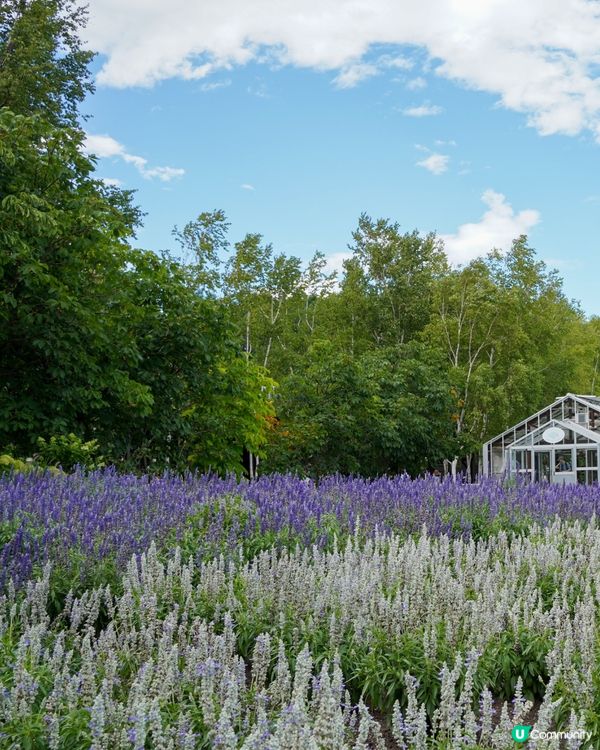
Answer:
223;233;306;372
0;110;150;452
0;0;94;127
0;2;273;475
356;344;456;475
97;248;273;473
263;341;454;476
0;0;149;456
298;251;337;339
171;209;230;296
186;356;275;475
423;236;589;474
333;255;372;357
223;233;272;361
583;317;600;393
345;214;447;347
262;341;371;475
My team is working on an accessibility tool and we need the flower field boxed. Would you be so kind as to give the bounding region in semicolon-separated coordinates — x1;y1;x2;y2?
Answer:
1;472;599;748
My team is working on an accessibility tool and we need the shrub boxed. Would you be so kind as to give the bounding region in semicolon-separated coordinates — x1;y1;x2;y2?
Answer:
35;433;104;471
0;453;32;475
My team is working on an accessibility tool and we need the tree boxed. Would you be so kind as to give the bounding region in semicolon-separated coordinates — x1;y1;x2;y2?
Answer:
94;247;274;473
424;257;500;448
223;233;271;361
0;109;149;452
345;214;447;347
0;0;94;128
334;256;372;358
262;341;454;477
356;344;456;475
0;112;273;471
300;251;337;339
262;341;371;475
0;3;273;475
0;1;148;455
186;356;275;475
423;236;590;475
171;209;230;296
583;317;600;393
223;234;306;372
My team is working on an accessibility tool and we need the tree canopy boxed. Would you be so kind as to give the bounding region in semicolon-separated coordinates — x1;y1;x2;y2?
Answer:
0;0;273;474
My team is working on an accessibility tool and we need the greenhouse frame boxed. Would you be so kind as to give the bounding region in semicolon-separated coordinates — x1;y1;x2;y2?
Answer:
481;393;600;484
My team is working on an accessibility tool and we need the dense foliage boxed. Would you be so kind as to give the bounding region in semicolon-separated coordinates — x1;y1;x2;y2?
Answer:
0;1;272;475
221;228;595;476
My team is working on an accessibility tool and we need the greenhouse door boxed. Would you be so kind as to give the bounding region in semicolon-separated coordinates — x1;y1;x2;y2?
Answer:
534;451;551;482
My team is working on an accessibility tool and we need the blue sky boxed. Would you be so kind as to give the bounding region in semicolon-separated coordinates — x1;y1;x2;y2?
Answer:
82;2;600;315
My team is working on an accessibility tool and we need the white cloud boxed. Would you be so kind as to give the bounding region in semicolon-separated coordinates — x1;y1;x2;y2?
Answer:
85;0;600;141
458;161;471;175
406;76;427;90
84;134;184;182
417;153;449;174
241;183;255;190
247;83;269;98
403;102;444;116
382;55;413;71
101;177;123;187
323;251;351;276
441;190;541;264
143;165;186;181
334;62;379;88
85;134;123;158
334;54;412;88
200;79;231;92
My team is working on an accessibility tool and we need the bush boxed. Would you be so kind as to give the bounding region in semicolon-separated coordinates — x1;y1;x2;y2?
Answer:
35;433;104;471
0;453;32;475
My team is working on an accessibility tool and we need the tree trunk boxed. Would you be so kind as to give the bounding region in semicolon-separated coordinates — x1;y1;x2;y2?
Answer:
245;311;251;361
263;337;272;369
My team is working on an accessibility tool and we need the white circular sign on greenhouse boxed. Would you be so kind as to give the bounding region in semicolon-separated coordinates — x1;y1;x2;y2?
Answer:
542;427;565;444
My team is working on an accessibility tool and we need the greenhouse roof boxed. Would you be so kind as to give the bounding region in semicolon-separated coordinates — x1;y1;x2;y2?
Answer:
507;418;600;448
484;393;600;448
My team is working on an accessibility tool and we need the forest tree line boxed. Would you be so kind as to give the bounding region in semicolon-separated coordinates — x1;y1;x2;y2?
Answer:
2;0;599;477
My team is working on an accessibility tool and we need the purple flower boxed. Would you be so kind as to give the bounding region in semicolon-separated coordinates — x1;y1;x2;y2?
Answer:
3;469;600;593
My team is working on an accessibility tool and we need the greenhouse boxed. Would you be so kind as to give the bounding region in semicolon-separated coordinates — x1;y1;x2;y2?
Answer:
481;393;600;484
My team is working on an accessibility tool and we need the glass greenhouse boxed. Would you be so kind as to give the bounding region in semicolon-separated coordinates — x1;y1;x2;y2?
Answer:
482;393;600;484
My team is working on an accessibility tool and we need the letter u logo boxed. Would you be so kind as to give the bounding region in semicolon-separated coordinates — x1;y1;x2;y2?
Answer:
512;725;532;742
